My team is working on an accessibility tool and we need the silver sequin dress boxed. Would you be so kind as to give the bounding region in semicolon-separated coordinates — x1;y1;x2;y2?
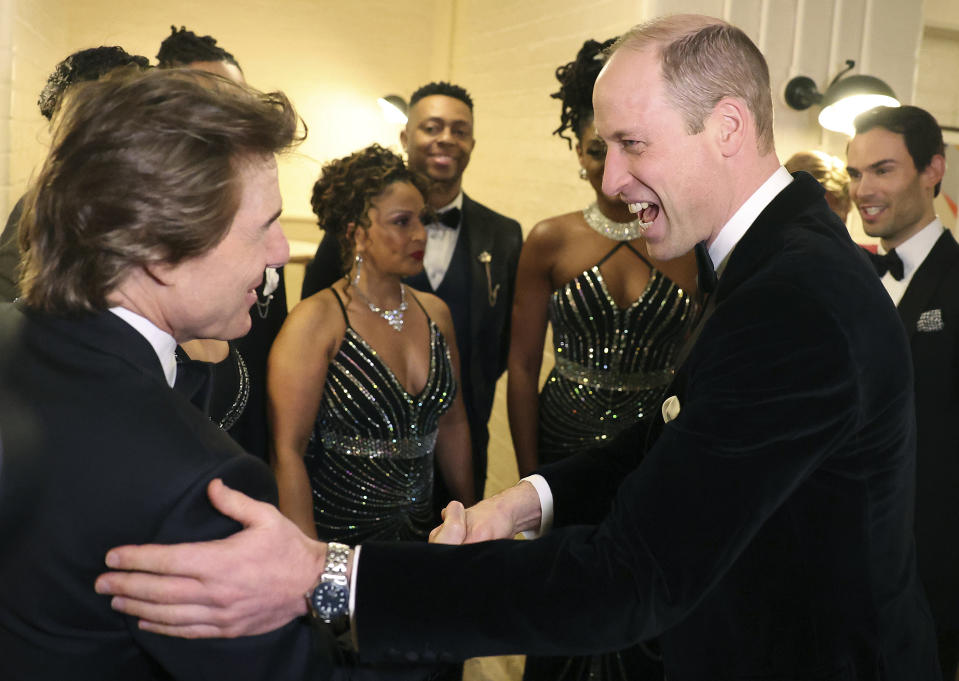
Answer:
304;289;456;544
537;241;695;464
525;242;695;681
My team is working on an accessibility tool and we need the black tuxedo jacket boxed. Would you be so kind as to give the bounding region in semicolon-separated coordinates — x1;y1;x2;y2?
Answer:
0;305;329;681
897;230;959;634
352;173;938;679
301;194;521;493
452;194;522;454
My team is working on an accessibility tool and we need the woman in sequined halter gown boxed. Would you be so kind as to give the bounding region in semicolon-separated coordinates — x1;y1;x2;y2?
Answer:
268;145;474;545
507;39;700;681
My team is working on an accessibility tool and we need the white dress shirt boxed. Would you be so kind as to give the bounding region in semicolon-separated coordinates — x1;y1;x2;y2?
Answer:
109;307;178;388
527;166;795;536
877;218;944;306
423;192;464;290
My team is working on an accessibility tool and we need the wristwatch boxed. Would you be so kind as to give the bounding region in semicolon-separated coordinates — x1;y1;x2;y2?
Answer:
306;541;351;631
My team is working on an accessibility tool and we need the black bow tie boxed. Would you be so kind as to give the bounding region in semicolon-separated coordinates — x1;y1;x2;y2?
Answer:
695;242;717;295
869;249;904;281
436;207;461;229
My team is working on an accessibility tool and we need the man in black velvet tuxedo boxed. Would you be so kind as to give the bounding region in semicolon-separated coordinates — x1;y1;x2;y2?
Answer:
97;15;939;680
0;69;329;680
302;82;522;504
847;105;957;680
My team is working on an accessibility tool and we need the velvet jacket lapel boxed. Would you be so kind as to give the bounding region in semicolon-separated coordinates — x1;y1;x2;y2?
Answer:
897;230;959;340
714;173;830;305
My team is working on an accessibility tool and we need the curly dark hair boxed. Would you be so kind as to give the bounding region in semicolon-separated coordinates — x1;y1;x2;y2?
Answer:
156;26;241;69
37;46;150;120
409;81;473;111
552;38;616;148
311;144;430;275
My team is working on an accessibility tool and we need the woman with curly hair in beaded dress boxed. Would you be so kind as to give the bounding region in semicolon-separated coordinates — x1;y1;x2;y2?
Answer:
268;144;474;545
508;39;700;681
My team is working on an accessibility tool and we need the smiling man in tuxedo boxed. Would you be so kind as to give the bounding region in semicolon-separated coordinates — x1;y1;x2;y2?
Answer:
847;104;957;680
0;68;332;681
303;82;522;506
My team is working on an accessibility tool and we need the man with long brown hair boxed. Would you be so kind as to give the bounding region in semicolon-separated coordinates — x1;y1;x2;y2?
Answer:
0;68;329;680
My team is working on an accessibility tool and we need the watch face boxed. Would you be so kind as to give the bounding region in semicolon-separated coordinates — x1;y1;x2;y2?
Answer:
312;581;349;622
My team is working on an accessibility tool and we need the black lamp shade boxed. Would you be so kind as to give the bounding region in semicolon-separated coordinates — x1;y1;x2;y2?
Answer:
785;72;899;136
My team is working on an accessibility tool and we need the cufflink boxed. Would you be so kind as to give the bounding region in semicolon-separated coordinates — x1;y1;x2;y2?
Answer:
917;309;944;333
662;395;680;423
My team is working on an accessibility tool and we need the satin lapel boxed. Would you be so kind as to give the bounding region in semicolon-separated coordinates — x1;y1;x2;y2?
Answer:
896;231;959;340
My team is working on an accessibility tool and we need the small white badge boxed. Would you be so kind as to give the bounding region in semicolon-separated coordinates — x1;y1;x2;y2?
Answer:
662;395;680;423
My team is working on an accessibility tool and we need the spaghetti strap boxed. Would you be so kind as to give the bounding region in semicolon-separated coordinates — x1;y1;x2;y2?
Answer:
329;288;351;328
406;286;433;322
622;241;654;269
595;241;655;271
595;242;627;267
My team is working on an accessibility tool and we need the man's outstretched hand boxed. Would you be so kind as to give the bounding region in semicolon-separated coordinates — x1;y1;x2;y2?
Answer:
428;480;543;545
95;479;326;639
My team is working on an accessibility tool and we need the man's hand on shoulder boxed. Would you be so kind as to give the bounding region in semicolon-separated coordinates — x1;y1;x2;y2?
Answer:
95;479;326;639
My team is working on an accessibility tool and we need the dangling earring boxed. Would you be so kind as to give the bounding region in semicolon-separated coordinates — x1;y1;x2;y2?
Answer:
579;168;588;180
352;253;363;286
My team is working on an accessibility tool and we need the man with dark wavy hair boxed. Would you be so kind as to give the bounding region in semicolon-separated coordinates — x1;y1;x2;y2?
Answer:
0;68;330;681
847;104;957;681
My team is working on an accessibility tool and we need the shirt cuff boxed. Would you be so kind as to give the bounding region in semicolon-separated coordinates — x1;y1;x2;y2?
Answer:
348;544;361;616
520;474;553;539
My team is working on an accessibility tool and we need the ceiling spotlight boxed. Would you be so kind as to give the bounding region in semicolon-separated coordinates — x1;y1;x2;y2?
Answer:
377;95;408;124
785;60;899;136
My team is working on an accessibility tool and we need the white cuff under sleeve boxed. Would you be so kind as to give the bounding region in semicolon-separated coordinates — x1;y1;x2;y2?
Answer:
348;544;361;620
520;474;553;539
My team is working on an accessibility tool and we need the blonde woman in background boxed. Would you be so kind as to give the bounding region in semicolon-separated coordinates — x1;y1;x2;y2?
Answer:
784;149;852;223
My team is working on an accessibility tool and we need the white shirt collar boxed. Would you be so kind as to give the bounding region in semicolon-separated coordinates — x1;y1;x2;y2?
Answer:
708;166;794;268
432;190;464;219
109;306;178;387
879;217;943;275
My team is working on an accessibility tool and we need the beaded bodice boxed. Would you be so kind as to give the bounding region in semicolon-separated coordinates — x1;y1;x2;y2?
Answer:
305;290;456;543
538;246;694;461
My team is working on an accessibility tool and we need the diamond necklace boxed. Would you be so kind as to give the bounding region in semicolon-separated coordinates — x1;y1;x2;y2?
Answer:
582;202;647;241
354;282;408;332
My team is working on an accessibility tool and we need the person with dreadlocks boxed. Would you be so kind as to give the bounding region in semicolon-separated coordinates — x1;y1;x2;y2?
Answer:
506;42;699;680
0;46;149;302
157;25;245;84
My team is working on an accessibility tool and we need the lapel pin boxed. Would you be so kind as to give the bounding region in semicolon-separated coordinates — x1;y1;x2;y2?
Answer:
478;251;500;306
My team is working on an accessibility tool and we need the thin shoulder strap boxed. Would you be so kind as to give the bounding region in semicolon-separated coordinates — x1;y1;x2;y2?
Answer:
329;288;351;327
406;286;431;321
623;241;654;269
595;241;627;267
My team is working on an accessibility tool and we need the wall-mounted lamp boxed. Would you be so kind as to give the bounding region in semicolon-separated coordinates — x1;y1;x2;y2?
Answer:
377;94;408;124
785;60;899;136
